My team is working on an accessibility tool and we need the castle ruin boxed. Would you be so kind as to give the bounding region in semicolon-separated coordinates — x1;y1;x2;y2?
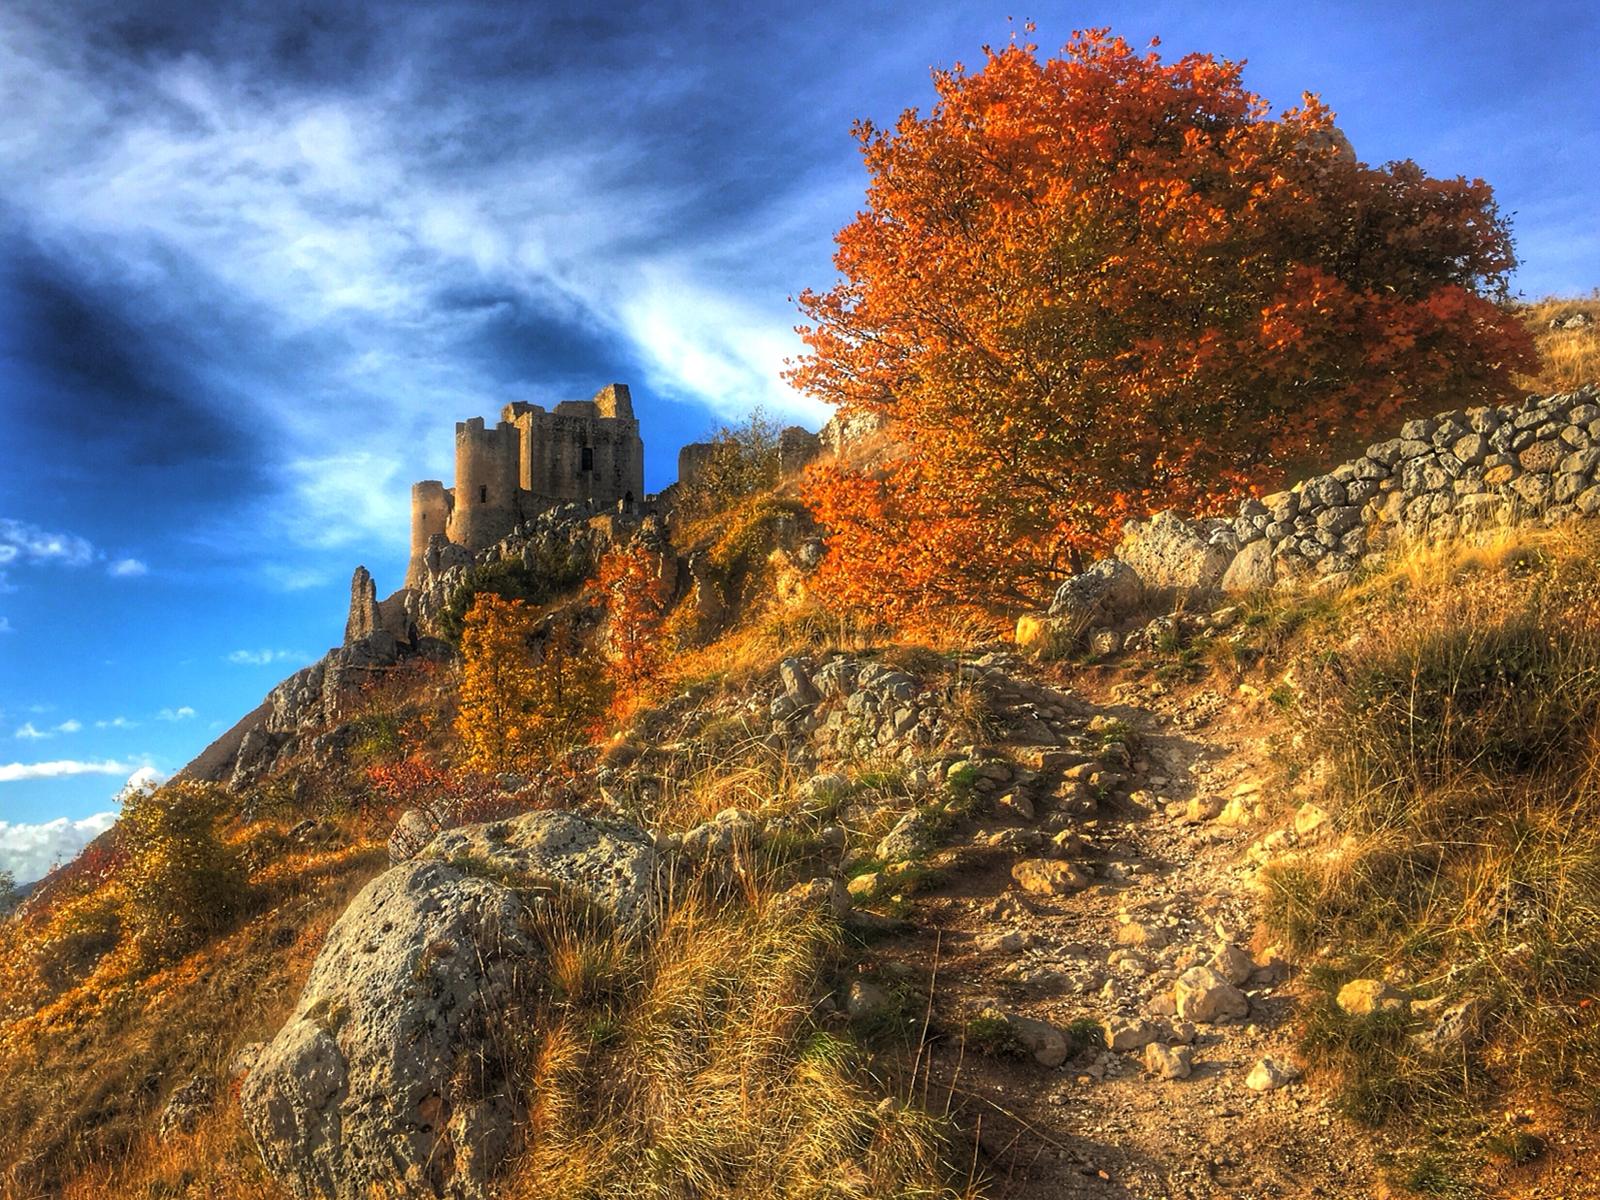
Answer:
407;383;645;586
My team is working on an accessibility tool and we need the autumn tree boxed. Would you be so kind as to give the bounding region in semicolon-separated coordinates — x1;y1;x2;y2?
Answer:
591;543;673;696
455;593;609;772
791;29;1535;618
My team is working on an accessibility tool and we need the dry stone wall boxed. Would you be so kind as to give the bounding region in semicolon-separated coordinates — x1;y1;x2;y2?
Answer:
1124;385;1600;596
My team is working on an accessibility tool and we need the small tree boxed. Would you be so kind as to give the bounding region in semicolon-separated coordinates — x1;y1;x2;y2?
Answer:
119;781;248;962
456;594;609;772
678;408;784;518
592;544;673;697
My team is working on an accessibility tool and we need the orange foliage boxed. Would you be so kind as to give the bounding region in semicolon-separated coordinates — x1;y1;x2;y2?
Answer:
592;544;673;698
792;29;1535;618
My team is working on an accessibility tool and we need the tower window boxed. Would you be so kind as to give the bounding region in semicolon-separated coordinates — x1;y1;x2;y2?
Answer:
479;485;488;503
581;446;594;472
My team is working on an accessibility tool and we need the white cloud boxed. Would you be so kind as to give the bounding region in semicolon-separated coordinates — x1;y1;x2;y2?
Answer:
108;558;148;578
0;617;12;634
156;706;196;722
0;518;95;568
0;811;118;884
0;758;135;783
14;718;80;740
226;649;306;666
94;716;137;729
116;765;167;799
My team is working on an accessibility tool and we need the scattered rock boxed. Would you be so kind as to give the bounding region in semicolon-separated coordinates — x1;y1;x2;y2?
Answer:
1292;803;1331;839
1012;858;1090;896
1246;1057;1301;1092
1174;966;1250;1023
1101;1015;1160;1052
1049;558;1144;630
1336;978;1409;1017
158;1075;215;1138
876;806;946;863
1208;944;1256;987
1144;1042;1194;1081
984;1008;1071;1067
846;979;892;1021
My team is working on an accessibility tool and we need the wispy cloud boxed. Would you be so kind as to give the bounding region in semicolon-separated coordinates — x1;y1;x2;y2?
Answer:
14;718;81;740
226;649;306;666
94;716;138;729
156;706;196;722
0;519;149;588
0;518;95;569
0;5;836;554
0;617;12;634
0;758;136;783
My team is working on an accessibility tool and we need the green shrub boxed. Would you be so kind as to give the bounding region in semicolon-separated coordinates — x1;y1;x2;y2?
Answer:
440;544;593;643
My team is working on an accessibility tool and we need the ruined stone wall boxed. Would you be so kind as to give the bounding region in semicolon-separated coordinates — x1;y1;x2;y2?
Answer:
1107;385;1600;598
1232;386;1600;582
677;441;717;490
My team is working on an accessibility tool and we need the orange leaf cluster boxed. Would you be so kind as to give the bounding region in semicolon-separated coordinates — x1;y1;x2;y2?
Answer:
791;29;1534;620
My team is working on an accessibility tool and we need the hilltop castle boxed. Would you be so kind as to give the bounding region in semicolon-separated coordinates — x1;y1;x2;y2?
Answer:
407;383;645;586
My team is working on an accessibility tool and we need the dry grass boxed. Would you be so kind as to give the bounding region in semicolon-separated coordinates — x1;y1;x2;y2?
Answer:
502;877;971;1200
1515;295;1600;395
1257;521;1600;1131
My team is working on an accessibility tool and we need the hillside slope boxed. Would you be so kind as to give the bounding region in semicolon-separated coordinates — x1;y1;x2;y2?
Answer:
6;387;1600;1200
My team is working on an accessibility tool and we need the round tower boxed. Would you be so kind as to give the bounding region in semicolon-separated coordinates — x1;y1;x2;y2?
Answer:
406;481;451;588
446;417;520;552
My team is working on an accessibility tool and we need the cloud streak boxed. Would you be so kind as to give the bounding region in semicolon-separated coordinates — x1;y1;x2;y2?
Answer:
0;758;137;783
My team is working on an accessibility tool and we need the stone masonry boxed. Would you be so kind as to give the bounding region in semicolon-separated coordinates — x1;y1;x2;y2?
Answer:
407;384;645;587
1122;385;1600;596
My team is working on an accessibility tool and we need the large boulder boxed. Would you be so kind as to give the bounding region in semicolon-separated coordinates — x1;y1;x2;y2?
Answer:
422;809;660;933
1116;511;1236;593
242;811;659;1200
1048;558;1143;630
1220;538;1275;594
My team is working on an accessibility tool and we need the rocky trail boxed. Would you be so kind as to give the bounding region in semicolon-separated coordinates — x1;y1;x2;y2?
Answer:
844;661;1386;1199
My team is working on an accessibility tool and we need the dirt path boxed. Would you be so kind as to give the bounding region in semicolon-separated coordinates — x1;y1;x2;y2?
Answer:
856;664;1391;1199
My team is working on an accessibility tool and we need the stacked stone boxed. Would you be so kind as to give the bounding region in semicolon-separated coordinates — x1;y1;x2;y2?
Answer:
1230;385;1600;579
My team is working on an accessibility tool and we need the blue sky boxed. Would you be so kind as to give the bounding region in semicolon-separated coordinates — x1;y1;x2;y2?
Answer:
0;0;1595;881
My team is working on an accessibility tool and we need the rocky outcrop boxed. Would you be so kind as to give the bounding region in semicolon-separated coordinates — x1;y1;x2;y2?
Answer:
241;810;659;1200
1115;511;1236;593
343;566;415;647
